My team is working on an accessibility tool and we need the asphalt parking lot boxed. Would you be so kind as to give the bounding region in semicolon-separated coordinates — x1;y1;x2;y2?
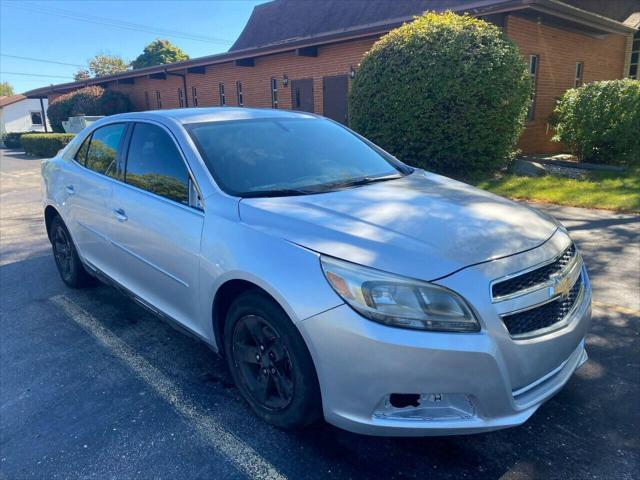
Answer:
1;148;638;479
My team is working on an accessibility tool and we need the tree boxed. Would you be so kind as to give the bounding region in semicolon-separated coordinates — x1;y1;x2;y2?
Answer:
131;39;189;69
349;12;531;175
73;70;91;81
0;81;15;96
47;86;132;132
73;54;128;80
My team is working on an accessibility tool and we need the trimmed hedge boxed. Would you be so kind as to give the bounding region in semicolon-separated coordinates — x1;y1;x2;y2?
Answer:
552;79;640;165
349;12;531;175
47;85;132;132
21;133;75;157
2;132;24;148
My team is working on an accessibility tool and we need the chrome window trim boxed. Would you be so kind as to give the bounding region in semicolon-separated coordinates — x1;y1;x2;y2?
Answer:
490;244;577;303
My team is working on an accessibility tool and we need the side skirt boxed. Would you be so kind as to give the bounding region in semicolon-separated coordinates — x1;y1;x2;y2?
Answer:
81;260;220;354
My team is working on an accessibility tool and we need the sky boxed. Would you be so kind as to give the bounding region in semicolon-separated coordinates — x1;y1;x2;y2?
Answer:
0;0;268;94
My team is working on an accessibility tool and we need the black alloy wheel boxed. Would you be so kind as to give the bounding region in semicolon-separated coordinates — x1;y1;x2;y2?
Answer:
232;314;295;410
49;215;93;288
224;289;322;429
52;223;73;282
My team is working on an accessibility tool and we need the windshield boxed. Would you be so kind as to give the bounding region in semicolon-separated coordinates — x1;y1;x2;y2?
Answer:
187;117;408;197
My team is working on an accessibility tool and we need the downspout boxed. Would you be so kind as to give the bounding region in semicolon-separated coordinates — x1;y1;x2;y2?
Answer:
165;69;189;107
39;97;48;132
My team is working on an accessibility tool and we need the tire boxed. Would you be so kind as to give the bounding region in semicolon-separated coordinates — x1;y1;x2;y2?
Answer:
49;215;94;289
224;289;322;429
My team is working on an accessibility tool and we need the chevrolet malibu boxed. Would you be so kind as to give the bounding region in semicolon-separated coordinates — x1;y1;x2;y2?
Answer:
42;108;591;436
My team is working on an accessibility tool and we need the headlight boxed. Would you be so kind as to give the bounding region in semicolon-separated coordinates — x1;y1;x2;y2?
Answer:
320;256;479;332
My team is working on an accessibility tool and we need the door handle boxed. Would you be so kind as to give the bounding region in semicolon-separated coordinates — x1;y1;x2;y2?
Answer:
65;185;75;194
113;208;128;222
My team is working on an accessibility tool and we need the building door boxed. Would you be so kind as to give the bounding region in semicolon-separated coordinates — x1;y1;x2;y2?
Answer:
322;75;349;125
291;78;314;113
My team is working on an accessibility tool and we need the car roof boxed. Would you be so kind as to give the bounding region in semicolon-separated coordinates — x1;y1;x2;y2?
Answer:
109;107;318;125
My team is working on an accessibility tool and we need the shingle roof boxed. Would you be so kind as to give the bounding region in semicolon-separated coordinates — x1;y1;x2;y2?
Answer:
231;0;471;51
0;94;27;108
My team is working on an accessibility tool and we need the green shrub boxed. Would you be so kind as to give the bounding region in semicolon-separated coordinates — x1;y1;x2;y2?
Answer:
47;86;132;132
20;133;75;157
2;132;24;148
552;79;640;165
349;12;531;175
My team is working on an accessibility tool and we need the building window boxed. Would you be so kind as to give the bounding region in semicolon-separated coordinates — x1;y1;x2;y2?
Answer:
192;86;198;107
236;81;243;106
574;62;584;88
271;77;278;108
178;88;185;108
527;54;539;121
145;91;150;110
219;83;225;106
630;31;639;80
156;90;162;109
30;111;43;125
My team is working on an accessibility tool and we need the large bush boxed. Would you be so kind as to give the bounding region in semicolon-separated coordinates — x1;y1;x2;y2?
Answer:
20;133;75;157
47;86;132;132
552;79;640;165
349;12;531;175
2;132;24;148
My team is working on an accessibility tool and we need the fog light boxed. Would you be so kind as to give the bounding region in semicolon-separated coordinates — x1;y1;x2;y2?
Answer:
373;393;475;421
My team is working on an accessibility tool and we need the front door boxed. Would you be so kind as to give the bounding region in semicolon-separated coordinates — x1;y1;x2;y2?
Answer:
291;78;314;113
108;121;204;335
322;75;349;125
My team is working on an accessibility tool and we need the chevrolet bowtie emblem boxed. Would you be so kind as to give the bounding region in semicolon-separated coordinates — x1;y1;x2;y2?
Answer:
553;275;574;299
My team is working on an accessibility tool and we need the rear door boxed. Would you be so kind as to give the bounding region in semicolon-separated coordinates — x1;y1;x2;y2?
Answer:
63;123;127;274
107;121;204;334
291;78;314;113
322;75;349;125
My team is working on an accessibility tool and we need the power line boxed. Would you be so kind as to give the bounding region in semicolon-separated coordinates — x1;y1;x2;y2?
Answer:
1;71;74;79
0;54;86;68
5;2;233;45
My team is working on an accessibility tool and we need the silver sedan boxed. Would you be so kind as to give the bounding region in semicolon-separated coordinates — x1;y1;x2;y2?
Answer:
42;108;591;436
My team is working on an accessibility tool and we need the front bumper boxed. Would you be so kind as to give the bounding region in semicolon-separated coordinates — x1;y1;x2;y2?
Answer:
298;272;591;436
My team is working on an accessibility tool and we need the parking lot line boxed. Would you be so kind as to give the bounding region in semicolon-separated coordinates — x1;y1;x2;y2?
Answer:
50;294;286;480
592;300;639;317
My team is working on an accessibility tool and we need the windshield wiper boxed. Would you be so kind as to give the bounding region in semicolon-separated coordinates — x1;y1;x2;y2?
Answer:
241;173;405;198
240;188;318;198
311;173;404;192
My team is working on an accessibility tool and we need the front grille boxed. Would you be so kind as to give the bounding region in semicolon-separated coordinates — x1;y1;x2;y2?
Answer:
492;244;576;299
502;274;583;337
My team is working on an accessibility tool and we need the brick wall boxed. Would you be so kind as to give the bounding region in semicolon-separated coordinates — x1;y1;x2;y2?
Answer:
47;18;629;155
109;37;377;115
506;15;628;154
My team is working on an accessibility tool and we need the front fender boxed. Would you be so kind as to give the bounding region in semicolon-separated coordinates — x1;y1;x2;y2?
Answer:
196;195;343;347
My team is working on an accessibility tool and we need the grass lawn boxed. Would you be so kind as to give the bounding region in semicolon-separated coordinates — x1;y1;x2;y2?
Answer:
471;167;640;213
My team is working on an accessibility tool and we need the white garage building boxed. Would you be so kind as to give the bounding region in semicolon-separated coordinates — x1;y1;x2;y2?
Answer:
0;94;50;139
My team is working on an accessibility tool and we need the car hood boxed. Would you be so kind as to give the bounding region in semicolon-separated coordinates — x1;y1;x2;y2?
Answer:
238;171;558;280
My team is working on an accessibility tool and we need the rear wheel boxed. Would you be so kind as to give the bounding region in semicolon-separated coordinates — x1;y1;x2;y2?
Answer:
224;289;322;429
50;215;94;288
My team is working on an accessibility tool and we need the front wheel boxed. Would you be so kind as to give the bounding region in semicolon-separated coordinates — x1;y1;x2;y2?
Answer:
50;215;94;289
224;289;322;429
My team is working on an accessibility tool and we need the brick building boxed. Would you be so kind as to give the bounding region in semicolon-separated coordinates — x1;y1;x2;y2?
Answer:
25;0;638;154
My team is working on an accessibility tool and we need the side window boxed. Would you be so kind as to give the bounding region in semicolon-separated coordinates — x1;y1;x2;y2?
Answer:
125;123;189;204
85;123;127;179
75;135;91;164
